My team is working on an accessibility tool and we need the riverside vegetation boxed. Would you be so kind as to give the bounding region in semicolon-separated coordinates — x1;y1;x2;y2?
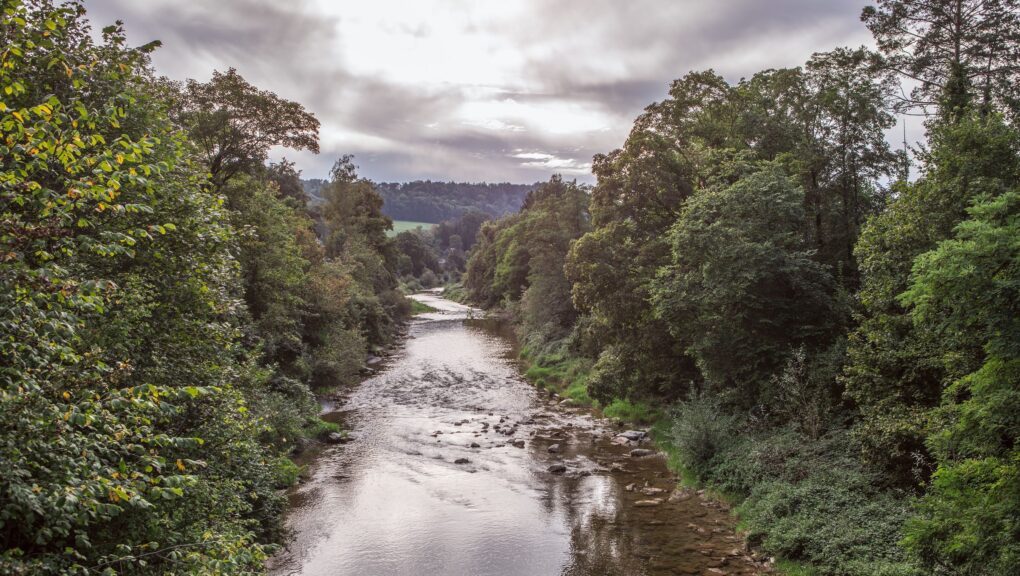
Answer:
458;2;1020;575
1;1;409;573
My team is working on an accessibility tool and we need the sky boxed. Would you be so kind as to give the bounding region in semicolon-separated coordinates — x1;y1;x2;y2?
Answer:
82;0;883;184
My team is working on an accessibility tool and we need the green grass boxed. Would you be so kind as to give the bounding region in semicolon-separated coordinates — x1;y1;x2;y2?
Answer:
387;220;435;237
519;345;595;405
601;398;659;424
304;418;342;439
442;282;468;303
411;299;439;314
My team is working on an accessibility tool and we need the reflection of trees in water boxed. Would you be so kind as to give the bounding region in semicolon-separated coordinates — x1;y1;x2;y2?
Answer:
530;438;749;576
531;468;644;576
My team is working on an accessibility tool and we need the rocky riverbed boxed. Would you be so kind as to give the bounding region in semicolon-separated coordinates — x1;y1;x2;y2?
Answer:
268;293;770;576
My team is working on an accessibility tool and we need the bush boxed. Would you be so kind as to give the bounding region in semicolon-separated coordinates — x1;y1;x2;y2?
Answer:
689;426;922;576
739;473;919;576
669;392;742;477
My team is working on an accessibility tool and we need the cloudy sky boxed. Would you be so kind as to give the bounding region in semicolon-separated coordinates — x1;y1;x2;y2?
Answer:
83;0;879;183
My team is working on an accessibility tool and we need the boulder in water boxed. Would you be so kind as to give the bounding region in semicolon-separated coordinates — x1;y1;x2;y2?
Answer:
616;430;647;442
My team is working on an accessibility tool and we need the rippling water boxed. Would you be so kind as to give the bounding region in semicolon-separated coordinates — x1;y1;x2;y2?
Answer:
268;293;764;576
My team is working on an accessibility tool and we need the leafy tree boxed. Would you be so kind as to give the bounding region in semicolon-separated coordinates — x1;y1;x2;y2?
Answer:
0;2;274;572
394;229;440;278
176;67;319;190
652;162;843;404
267;157;307;206
843;113;1020;486
900;189;1020;574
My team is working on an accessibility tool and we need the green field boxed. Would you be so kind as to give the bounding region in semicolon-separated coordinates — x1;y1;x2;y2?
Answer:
388;220;436;237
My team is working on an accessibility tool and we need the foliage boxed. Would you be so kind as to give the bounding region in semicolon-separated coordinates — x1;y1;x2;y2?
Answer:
653;162;843;404
0;2;274;571
371;180;535;223
844;114;1020;486
0;2;408;573
899;189;1020;574
669;393;741;477
176;68;320;190
862;0;1020;120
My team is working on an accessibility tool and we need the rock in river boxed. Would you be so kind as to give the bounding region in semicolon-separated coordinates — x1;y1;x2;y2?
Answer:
630;448;655;458
547;443;561;453
325;432;346;444
454;458;470;465
634;499;663;507
616;430;647;442
547;464;567;474
512;439;526;448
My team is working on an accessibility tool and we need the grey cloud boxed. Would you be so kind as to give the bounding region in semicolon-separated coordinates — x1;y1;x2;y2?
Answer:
84;0;875;184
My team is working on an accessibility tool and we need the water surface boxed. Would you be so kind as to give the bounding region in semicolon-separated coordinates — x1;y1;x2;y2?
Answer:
269;293;764;576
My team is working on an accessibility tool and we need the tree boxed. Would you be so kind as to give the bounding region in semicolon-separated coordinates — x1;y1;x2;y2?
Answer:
177;68;319;190
652;162;842;404
844;113;1020;486
1;3;276;571
862;0;1020;120
267;158;307;206
900;189;1020;574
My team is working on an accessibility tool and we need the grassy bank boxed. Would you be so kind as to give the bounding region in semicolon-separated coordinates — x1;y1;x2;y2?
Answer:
410;299;439;314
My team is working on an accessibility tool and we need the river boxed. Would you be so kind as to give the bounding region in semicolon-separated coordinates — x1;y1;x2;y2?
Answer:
268;293;766;576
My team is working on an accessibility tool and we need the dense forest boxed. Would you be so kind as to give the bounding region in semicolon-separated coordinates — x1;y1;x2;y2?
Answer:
1;1;408;573
461;1;1020;575
365;180;534;223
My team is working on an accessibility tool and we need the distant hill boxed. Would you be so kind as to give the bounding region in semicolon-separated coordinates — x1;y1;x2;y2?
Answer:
302;179;536;223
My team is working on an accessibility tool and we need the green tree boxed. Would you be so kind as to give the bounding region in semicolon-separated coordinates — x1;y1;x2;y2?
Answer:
0;2;276;572
176;68;320;190
652;162;842;404
900;189;1020;574
844;113;1020;485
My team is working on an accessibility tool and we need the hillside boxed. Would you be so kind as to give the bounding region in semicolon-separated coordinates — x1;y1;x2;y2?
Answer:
303;179;536;223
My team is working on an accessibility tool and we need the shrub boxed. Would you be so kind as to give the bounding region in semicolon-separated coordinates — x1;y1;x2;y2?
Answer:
739;472;919;576
669;392;741;477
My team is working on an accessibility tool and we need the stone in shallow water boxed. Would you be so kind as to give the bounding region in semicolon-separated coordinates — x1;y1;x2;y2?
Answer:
454;458;470;465
547;463;567;474
616;430;647;441
547;443;561;453
634;498;663;507
630;448;655;458
512;439;525;448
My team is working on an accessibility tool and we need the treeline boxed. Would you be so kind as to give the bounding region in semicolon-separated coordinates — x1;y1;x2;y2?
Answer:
393;209;492;289
370;180;535;222
1;2;406;574
462;2;1020;575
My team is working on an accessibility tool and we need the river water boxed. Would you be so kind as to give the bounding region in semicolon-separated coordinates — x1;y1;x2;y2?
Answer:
268;293;766;576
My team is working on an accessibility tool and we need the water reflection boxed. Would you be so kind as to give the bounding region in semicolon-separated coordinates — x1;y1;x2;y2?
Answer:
268;293;763;576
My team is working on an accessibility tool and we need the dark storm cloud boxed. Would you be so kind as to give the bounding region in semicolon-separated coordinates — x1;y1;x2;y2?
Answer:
83;0;874;183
